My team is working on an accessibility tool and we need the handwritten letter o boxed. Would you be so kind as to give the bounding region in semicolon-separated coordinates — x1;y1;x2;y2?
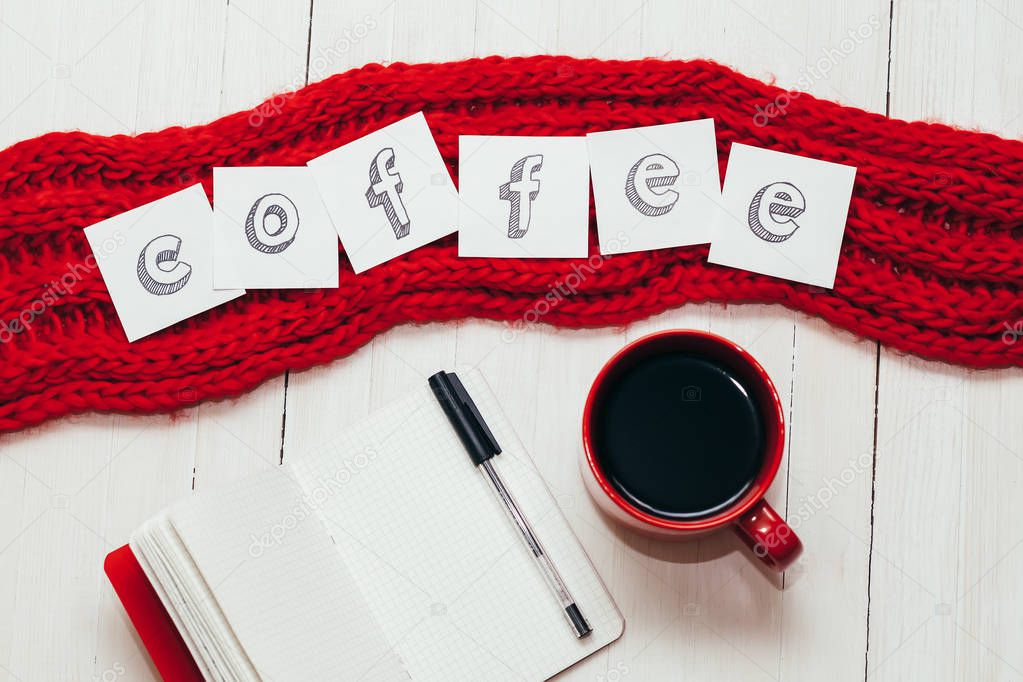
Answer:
245;193;300;254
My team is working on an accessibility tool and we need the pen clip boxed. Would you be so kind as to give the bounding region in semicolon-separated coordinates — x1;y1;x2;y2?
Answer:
446;373;501;456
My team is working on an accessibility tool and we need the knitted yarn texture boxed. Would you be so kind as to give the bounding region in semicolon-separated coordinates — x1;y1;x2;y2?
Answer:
1;56;1021;433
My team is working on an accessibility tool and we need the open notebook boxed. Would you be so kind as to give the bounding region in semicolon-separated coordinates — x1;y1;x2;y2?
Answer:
108;371;624;681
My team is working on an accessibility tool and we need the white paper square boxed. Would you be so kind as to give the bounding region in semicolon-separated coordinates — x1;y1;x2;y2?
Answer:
84;185;245;342
707;143;856;288
212;167;339;289
307;112;457;273
587;119;721;254
458;136;590;258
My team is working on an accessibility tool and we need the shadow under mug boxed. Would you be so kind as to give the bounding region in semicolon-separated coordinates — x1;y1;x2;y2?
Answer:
580;329;803;571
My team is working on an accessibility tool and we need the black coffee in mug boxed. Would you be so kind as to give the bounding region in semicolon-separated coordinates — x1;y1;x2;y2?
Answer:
590;352;765;520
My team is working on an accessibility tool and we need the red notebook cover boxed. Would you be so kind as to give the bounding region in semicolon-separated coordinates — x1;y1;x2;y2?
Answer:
104;545;204;681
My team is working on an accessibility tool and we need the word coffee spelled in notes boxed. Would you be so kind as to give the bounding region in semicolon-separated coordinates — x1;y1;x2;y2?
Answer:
84;185;245;342
307;111;458;274
82;110;860;342
708;144;857;289
587;119;721;254
458;135;590;259
212;167;339;289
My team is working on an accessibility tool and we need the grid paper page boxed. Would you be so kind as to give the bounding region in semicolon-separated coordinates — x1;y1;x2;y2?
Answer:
168;468;409;682
289;371;624;681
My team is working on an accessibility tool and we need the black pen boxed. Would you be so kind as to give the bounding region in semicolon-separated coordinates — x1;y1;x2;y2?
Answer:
428;371;592;639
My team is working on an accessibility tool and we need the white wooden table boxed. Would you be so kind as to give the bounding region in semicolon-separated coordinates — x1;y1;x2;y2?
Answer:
2;1;1022;680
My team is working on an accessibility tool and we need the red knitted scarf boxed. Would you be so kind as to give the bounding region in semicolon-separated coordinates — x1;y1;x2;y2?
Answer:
1;56;1021;433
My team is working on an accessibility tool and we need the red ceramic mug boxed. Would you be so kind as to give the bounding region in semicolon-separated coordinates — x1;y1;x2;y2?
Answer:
580;330;803;571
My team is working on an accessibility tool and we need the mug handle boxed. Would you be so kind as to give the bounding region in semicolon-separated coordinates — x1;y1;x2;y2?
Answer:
732;499;803;571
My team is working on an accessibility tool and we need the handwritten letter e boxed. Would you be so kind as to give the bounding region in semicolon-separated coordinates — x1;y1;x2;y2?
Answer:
748;182;805;243
137;234;191;295
625;153;680;217
366;147;411;239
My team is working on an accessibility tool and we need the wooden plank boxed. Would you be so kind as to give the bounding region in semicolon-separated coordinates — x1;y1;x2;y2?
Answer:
284;0;474;464
364;0;475;409
92;4;232;680
684;5;886;681
0;3;233;679
191;0;309;488
279;2;394;456
528;12;713;679
109;2;311;674
870;1;1023;680
0;5;70;680
0;2;224;680
557;3;881;681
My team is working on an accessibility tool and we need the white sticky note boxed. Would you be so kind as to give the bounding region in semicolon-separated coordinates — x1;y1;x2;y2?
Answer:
707;143;856;288
212;167;339;289
587;119;721;254
307;112;457;273
84;185;245;342
458;135;590;259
